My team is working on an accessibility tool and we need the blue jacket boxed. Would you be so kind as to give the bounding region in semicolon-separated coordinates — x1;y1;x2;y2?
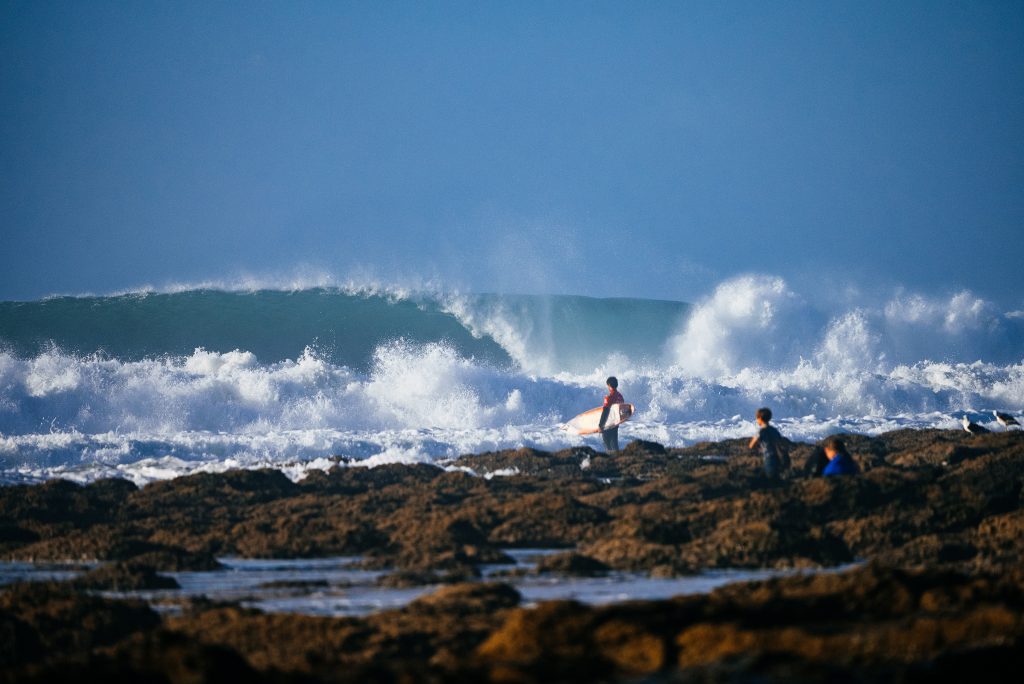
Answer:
823;452;859;476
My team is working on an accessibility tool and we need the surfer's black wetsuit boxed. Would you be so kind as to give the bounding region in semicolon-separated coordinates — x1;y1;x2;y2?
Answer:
599;389;624;452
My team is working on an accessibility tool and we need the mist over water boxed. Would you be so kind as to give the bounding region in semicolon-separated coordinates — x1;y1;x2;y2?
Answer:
1;275;1022;484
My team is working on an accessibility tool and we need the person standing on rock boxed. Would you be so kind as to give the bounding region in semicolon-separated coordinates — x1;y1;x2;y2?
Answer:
748;407;789;479
598;376;625;452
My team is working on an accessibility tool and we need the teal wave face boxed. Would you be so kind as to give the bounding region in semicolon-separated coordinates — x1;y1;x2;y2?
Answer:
0;289;693;372
0;289;512;370
453;294;691;373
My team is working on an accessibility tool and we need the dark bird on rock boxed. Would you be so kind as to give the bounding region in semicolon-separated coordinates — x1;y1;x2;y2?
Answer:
962;415;989;435
993;411;1020;430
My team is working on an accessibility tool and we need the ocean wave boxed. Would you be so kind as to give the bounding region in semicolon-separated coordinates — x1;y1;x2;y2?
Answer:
1;275;1022;483
0;288;511;371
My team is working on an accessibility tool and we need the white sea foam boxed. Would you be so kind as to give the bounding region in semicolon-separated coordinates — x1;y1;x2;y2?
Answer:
668;276;819;377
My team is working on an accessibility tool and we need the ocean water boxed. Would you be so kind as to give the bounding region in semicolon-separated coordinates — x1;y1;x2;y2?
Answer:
1;275;1022;484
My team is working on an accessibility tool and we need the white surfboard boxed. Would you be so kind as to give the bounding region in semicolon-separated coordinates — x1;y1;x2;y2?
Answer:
563;403;635;435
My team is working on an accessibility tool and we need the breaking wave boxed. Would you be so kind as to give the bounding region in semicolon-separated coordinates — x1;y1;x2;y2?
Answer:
1;276;1021;484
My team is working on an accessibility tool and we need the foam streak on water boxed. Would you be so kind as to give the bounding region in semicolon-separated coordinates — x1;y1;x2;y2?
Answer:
1;276;1022;484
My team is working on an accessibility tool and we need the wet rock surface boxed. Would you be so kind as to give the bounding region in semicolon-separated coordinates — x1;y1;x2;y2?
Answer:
71;562;180;591
1;428;1022;682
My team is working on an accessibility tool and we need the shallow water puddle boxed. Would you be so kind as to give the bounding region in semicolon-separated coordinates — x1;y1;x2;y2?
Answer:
0;554;857;618
0;560;98;585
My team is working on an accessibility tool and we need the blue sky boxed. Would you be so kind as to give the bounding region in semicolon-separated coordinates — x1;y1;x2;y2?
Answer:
2;1;1022;305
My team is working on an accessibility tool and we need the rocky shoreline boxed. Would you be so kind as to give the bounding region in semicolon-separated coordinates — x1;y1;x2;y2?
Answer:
2;428;1023;682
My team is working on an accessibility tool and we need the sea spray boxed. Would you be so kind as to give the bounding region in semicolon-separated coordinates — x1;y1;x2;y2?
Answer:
667;276;821;377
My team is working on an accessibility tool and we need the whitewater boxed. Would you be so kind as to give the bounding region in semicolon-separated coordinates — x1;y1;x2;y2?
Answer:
1;275;1022;485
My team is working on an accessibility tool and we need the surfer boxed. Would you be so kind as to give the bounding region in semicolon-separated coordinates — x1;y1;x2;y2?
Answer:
748;407;789;479
598;377;625;452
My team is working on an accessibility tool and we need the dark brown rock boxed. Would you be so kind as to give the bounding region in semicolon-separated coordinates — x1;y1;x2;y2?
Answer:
0;581;159;667
535;552;610;577
1;428;1023;682
405;582;521;615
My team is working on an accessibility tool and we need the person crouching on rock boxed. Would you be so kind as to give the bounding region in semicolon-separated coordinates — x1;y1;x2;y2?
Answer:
822;436;859;476
598;376;624;453
748;407;789;479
